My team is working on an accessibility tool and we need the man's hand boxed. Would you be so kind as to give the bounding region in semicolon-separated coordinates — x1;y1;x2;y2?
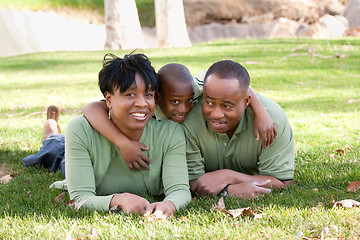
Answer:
253;112;277;147
190;170;230;196
143;201;176;221
227;180;272;199
111;193;150;214
119;139;151;170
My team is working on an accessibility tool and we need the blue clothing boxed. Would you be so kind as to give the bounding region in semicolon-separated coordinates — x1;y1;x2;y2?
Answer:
22;134;66;178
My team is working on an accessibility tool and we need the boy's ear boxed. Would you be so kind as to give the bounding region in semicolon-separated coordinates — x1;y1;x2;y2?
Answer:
155;92;160;104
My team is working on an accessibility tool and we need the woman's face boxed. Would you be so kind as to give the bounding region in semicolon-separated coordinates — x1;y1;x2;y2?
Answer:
105;73;156;139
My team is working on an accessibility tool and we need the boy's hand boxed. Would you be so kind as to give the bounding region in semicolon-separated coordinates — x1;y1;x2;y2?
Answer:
144;201;176;221
119;139;151;170
253;113;277;147
111;193;150;214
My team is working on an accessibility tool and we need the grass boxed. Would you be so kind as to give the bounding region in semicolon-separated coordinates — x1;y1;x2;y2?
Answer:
0;38;360;239
0;0;156;27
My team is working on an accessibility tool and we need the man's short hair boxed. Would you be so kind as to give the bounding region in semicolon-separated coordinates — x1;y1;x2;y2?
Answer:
204;60;250;90
98;53;158;96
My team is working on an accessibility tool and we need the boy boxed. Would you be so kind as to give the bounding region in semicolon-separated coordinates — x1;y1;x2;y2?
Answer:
82;63;277;170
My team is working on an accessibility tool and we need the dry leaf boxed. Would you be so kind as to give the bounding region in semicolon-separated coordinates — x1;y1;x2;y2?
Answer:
312;188;319;191
0;173;18;184
347;181;360;192
333;148;345;155
54;192;66;204
65;199;86;210
23;189;31;198
211;197;263;219
88;227;99;239
211;197;226;210
333;199;360;208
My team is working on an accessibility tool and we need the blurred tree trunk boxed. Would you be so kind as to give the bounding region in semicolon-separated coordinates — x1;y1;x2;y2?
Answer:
104;0;144;49
155;0;191;48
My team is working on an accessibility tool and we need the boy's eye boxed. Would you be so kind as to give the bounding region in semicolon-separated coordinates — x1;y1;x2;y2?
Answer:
186;98;194;104
172;100;180;105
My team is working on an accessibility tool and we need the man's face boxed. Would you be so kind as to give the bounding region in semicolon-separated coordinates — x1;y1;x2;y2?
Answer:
157;79;195;123
202;74;250;138
105;73;156;139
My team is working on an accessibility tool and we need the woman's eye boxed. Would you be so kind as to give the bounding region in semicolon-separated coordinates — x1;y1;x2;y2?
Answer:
126;93;135;97
146;93;154;97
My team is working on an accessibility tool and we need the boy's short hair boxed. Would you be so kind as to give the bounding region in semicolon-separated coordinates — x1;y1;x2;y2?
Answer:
157;63;193;92
204;60;250;90
98;53;158;96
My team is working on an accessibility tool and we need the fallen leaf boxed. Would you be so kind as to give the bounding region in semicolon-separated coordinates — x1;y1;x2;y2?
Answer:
54;192;66;204
211;197;226;210
64;199;86;210
23;189;31;198
333;148;345;155
312;188;319;191
211;197;264;219
347;181;360;192
0;173;19;184
88;227;99;239
333;199;360;208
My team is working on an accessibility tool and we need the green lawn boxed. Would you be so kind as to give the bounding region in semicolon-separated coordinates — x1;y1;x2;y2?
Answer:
0;0;156;27
1;38;360;239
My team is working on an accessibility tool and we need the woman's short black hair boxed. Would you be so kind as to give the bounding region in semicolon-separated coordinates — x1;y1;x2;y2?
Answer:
98;53;158;96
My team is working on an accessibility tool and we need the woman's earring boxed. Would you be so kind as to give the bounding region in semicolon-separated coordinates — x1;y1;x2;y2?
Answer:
108;109;111;120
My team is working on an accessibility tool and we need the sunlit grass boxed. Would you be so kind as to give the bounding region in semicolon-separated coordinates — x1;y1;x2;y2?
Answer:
1;38;360;239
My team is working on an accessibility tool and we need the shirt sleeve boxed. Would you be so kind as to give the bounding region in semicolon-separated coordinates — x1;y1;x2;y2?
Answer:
183;121;206;181
257;115;295;181
65;116;114;211
161;124;191;210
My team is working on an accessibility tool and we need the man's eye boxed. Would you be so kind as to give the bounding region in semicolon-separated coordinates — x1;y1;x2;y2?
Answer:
206;101;213;106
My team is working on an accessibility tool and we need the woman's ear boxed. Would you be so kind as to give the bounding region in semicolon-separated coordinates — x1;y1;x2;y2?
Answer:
104;91;112;109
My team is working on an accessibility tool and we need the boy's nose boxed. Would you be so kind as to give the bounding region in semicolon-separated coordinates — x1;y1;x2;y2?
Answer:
178;104;189;114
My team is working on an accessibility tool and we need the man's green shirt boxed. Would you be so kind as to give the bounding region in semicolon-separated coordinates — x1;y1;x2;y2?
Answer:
183;94;295;181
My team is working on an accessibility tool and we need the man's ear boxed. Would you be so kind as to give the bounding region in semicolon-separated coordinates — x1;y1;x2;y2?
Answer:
244;93;251;107
104;91;112;109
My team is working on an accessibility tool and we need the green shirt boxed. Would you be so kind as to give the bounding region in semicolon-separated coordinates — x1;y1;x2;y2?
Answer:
183;94;295;181
64;115;191;211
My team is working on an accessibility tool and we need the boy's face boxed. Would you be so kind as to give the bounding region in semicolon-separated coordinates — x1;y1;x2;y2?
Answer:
157;79;195;123
202;74;250;138
105;73;156;139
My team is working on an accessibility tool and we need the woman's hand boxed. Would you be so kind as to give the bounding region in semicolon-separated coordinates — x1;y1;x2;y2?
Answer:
111;193;150;214
143;201;176;221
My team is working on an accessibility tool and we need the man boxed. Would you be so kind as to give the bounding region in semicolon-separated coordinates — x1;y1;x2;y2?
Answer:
183;60;294;199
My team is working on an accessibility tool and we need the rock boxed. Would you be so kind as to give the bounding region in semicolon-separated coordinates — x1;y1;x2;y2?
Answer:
184;0;347;27
343;0;360;28
297;14;349;38
265;18;302;38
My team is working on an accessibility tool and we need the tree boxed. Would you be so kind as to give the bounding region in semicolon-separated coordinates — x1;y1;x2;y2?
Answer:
104;0;144;49
155;0;191;48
